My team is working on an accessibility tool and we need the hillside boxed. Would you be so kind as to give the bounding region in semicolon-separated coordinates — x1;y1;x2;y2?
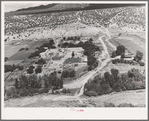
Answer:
5;4;144;16
5;5;145;38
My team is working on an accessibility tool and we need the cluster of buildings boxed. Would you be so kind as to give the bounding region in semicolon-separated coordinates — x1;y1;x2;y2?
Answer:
39;47;87;74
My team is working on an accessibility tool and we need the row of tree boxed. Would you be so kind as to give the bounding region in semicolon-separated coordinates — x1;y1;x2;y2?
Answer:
112;58;145;66
62;69;75;78
84;68;145;96
5;64;24;73
13;72;63;97
62;36;81;41
61;39;100;71
26;65;42;74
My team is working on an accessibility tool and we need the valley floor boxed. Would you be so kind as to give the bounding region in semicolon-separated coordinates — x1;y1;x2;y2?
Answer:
4;89;146;107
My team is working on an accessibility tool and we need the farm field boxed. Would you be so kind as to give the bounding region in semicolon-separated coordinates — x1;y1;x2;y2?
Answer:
5;44;28;58
109;34;146;61
6;40;49;61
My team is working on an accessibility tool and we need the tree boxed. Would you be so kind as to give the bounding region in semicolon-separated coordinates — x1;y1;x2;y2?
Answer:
135;51;143;61
29;65;35;69
89;38;93;42
15;78;18;89
139;61;145;66
104;72;115;87
69;70;75;77
116;45;125;56
84;50;89;55
72;51;74;58
104;72;111;81
111;51;116;58
27;68;34;74
121;53;125;58
111;68;119;82
18;65;24;70
5;65;13;72
19;75;28;88
87;55;96;66
5;57;8;62
62;70;69;78
37;58;46;65
88;66;92;71
35;67;42;74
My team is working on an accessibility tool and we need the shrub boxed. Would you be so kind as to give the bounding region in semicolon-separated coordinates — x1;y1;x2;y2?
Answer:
111;51;116;58
19;48;25;51
101;83;112;94
19;75;28;89
27;68;34;74
116;45;125;56
5;57;8;62
17;65;24;70
15;79;18;89
131;81;145;90
62;88;70;93
62;70;69;78
5;86;17;99
112;59;116;64
121;53;125;58
111;68;119;82
112;83;122;92
84;82;103;95
69;70;75;77
19;88;29;97
36;58;46;65
118;103;135;107
139;61;145;66
125;79;134;90
28;74;39;88
35;67;42;74
104;102;116;107
84;91;98;97
38;88;49;94
136;51;143;61
88;66;92;71
104;72;115;87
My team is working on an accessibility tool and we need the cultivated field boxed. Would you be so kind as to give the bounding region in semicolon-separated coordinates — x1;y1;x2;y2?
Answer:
109;34;146;61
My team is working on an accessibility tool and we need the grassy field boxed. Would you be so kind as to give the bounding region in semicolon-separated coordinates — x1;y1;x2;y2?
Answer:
5;44;28;58
7;40;49;61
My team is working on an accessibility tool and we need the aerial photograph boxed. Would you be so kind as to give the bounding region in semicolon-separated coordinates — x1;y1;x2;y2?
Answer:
3;2;147;108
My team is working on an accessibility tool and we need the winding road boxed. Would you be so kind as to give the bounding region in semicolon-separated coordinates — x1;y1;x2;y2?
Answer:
63;33;114;96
